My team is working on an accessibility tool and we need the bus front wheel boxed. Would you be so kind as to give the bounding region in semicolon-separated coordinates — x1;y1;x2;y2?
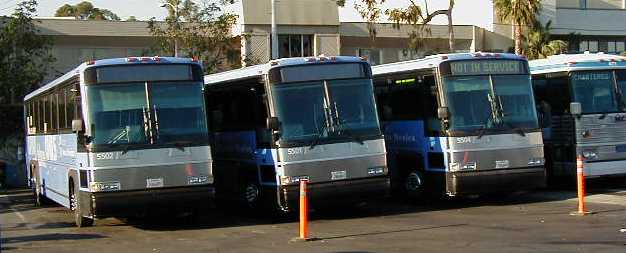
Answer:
70;181;94;227
405;170;425;199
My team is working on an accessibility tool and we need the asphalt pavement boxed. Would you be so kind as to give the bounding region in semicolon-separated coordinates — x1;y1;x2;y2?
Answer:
1;179;626;253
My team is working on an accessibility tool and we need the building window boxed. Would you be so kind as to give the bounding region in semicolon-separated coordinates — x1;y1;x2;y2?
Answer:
589;41;599;52
278;34;313;58
617;41;626;53
359;48;381;65
579;41;589;52
608;41;617;53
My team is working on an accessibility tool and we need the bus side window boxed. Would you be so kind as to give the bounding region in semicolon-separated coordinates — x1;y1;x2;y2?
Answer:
546;76;571;115
373;79;391;121
388;77;421;121
422;75;441;136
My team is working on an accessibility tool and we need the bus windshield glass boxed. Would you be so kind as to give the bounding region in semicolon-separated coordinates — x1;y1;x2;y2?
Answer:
271;78;380;145
443;74;538;134
87;81;207;146
571;71;621;114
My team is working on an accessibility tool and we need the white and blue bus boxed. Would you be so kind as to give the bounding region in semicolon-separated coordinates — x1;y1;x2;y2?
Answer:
372;53;546;197
530;53;626;180
24;57;213;227
204;56;389;212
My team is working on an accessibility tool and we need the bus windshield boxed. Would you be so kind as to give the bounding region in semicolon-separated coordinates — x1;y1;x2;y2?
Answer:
87;81;208;146
271;78;381;145
571;70;626;114
443;74;538;134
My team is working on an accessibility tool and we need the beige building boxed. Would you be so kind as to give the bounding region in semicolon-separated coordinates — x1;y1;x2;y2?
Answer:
32;0;515;83
493;0;626;54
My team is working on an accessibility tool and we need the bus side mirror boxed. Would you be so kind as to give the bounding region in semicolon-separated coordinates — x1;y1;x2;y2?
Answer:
570;102;582;117
72;119;83;132
437;107;450;120
266;117;280;130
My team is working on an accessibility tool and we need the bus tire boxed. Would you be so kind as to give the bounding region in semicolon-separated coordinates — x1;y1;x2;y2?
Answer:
240;176;261;211
405;170;425;199
70;180;94;227
30;166;48;206
31;177;43;206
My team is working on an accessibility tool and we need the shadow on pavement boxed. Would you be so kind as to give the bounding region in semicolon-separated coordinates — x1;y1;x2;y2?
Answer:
1;233;107;245
314;223;467;241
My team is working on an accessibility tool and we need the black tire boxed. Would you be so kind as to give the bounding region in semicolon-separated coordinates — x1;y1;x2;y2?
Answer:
240;178;261;211
404;170;426;199
70;180;94;227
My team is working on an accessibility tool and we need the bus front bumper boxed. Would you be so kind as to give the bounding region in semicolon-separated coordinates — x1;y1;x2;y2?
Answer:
79;185;214;218
445;167;546;196
278;176;390;210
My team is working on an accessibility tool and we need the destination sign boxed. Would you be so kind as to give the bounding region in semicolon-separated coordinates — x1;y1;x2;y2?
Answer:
572;72;611;81
445;60;527;76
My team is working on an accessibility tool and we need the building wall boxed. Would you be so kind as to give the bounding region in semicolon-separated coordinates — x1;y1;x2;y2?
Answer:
44;36;154;82
239;0;339;26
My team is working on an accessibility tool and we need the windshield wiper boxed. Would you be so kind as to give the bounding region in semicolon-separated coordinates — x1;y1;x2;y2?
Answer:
335;118;365;145
309;112;331;150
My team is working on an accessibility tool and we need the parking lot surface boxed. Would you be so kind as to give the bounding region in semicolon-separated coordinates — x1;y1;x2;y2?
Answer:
2;180;626;253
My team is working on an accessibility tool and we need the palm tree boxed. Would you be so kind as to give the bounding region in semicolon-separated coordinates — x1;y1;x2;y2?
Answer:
493;0;541;55
525;20;567;59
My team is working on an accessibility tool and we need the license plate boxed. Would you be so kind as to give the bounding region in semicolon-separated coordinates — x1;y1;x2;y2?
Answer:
495;160;510;169
331;170;347;180
146;178;164;188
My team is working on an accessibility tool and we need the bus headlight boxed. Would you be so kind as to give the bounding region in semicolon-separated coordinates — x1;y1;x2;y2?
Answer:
528;157;544;166
90;181;121;192
280;175;309;185
368;167;387;176
582;150;598;160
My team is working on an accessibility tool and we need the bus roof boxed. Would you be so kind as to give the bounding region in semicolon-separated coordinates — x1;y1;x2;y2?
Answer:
24;57;200;101
203;56;367;86
372;52;526;76
529;53;626;75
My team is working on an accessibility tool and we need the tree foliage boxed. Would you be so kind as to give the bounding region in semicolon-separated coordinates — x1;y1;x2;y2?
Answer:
525;20;567;60
54;1;120;21
148;0;238;74
0;0;55;105
0;0;55;165
351;0;456;53
493;0;541;55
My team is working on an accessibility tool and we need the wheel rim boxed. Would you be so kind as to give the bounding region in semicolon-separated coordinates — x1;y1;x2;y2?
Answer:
245;184;259;205
405;172;423;192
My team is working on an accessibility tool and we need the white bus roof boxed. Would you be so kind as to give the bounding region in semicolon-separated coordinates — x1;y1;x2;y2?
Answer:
204;56;368;86
529;53;626;75
24;57;200;101
372;52;526;76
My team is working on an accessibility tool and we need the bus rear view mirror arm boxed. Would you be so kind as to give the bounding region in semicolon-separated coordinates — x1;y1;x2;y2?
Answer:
72;119;84;133
438;107;450;120
570;102;582;117
267;117;280;131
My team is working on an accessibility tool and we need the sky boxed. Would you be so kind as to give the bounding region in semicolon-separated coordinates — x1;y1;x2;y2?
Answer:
0;0;494;30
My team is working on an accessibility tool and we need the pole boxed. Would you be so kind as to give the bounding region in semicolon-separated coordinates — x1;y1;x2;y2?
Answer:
299;179;309;240
271;0;279;59
174;5;179;58
577;155;587;214
572;155;592;216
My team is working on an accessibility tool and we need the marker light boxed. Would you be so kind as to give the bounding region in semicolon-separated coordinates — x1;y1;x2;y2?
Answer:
126;57;138;62
86;60;96;65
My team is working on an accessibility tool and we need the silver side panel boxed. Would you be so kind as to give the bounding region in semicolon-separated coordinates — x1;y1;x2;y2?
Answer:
276;139;387;184
447;132;545;171
87;146;213;191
